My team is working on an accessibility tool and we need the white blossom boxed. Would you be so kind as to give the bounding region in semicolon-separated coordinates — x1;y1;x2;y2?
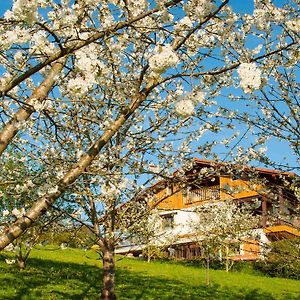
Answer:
175;99;194;117
76;150;84;159
11;208;25;218
237;63;262;93
67;76;91;97
175;16;193;31
149;44;179;74
48;185;59;194
31;99;44;112
185;0;215;20
30;31;55;56
148;165;161;174
4;244;14;251
75;45;103;76
179;16;193;28
286;19;300;32
14;51;24;63
193;91;206;104
159;9;174;23
9;0;38;24
102;184;119;198
25;179;35;188
258;147;267;154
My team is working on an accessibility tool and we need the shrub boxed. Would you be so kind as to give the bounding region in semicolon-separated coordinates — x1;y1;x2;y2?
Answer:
255;237;300;279
142;245;166;262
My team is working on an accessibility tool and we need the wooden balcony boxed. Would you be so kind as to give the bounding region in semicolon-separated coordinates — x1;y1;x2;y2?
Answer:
184;186;220;205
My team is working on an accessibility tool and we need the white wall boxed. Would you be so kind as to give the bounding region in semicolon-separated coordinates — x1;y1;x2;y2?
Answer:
153;209;199;245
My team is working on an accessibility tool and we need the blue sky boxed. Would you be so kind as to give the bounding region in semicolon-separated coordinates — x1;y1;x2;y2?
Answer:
0;2;11;13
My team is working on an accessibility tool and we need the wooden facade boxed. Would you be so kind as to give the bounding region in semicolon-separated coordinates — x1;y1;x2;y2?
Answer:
154;175;262;210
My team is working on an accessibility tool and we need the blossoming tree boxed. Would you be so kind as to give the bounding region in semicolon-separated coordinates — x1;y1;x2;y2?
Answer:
0;0;299;298
191;201;259;285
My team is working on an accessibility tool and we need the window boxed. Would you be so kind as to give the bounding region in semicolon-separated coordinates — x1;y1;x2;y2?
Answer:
161;214;175;230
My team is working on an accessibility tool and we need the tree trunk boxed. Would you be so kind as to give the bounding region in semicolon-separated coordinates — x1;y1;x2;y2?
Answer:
225;245;229;272
205;256;210;286
101;242;116;300
147;245;151;263
17;258;26;270
0;58;66;156
205;247;210;287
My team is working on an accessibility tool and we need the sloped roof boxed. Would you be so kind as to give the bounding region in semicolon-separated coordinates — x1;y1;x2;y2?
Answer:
193;158;296;177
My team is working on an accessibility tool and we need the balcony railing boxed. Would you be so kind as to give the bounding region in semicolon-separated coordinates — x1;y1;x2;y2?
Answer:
184;186;220;204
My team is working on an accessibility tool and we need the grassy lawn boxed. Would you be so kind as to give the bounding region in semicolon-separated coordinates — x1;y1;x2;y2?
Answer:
0;247;299;299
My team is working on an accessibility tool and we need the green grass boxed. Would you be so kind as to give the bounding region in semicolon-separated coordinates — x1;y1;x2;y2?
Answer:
0;247;300;299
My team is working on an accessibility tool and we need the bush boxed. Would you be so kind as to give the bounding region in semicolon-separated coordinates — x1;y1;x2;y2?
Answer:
40;226;93;248
255;237;300;279
142;245;167;261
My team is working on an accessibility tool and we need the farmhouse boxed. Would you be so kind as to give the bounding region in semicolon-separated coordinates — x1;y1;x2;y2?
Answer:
116;158;300;260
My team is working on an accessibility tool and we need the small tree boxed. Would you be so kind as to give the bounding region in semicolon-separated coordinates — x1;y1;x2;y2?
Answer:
130;210;175;262
1;211;64;269
57;173;153;300
191;201;259;285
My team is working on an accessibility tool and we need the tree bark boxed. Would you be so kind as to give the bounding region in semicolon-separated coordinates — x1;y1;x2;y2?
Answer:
101;241;116;300
147;245;151;262
0;58;66;156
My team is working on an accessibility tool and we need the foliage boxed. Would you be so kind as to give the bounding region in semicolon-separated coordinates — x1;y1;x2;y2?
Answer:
1;248;300;299
142;245;166;262
255;237;300;280
40;225;94;248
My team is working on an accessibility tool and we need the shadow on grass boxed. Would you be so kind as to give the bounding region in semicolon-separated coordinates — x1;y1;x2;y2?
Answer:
0;257;102;300
0;257;297;300
116;268;283;300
